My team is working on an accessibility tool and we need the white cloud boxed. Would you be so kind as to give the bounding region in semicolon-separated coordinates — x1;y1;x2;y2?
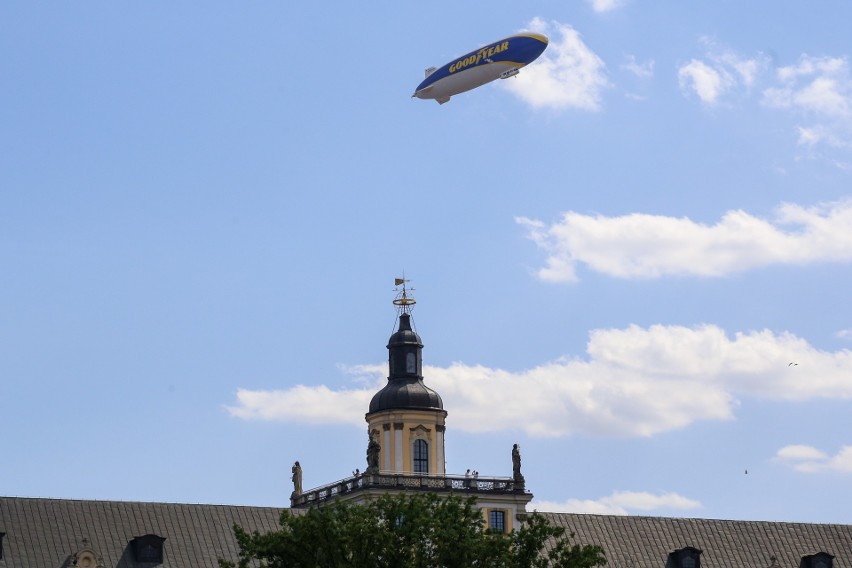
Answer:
621;54;654;79
532;490;701;515
226;365;383;427
678;59;733;104
797;77;849;116
587;0;627;13
503;19;609;110
837;329;852;341
764;55;852;118
797;125;825;146
227;384;373;427
518;200;852;282
763;55;852;157
776;444;828;461
677;40;766;105
796;125;852;149
674;46;852;157
228;324;852;438
718;51;761;88
776;445;852;474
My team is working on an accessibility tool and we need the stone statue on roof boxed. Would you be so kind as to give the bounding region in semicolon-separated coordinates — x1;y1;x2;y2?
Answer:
512;444;525;489
291;461;302;497
366;434;381;474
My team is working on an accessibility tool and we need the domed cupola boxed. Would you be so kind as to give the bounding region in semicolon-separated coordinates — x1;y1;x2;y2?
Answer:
365;279;447;476
369;312;443;413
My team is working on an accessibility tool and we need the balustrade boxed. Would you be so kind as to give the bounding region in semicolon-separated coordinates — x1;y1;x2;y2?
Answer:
292;472;525;507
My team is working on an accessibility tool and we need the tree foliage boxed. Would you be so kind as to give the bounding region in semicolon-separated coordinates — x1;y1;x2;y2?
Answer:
219;493;606;568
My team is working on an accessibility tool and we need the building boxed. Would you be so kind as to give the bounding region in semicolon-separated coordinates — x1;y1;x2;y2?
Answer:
2;496;850;567
289;283;532;533
0;498;280;567
1;284;851;566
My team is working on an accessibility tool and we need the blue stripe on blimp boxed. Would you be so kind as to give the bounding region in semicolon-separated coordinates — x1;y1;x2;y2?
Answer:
415;34;548;93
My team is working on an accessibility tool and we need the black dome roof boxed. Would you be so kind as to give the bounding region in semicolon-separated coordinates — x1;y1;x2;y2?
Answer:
387;312;422;349
388;326;422;347
369;378;444;413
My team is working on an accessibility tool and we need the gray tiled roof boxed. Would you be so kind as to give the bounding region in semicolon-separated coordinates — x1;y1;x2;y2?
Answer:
541;512;852;567
2;497;851;567
0;497;282;567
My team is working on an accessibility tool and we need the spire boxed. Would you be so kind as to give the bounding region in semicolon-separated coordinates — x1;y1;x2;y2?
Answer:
392;277;416;315
387;311;423;380
388;277;422;381
367;278;443;414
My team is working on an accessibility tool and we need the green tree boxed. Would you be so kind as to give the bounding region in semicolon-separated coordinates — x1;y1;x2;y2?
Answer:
219;493;606;568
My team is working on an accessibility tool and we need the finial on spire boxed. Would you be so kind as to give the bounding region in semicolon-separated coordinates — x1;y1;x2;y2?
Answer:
392;277;416;315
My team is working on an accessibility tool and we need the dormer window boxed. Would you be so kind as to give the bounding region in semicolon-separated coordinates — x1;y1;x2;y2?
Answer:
131;534;166;563
801;552;834;568
669;546;701;568
72;548;101;568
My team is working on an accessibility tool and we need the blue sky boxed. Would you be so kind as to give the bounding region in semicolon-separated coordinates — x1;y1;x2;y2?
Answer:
2;1;852;524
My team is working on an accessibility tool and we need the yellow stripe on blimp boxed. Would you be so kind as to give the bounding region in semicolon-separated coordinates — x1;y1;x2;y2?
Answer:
515;32;549;43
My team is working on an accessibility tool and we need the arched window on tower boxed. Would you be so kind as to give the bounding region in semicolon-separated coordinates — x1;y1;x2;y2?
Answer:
413;439;429;473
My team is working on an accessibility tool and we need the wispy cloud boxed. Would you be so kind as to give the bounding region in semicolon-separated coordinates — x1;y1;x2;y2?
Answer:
776;444;828;461
775;444;852;474
532;490;701;515
678;59;735;104
227;324;852;438
678;38;766;105
226;365;381;427
763;54;852;156
227;384;373;427
621;54;655;79
764;55;852;118
518;200;852;282
503;18;609;110
676;42;852;157
587;0;627;13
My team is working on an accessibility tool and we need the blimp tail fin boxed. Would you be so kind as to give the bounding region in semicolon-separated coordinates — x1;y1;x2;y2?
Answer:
436;96;450;105
424;66;437;78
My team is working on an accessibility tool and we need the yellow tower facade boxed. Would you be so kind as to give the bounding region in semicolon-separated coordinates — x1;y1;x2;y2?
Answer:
366;310;447;475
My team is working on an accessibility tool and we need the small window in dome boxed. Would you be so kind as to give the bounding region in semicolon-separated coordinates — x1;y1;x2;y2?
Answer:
406;352;416;373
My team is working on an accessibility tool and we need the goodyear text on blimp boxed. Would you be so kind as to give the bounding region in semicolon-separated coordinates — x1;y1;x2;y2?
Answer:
449;41;510;73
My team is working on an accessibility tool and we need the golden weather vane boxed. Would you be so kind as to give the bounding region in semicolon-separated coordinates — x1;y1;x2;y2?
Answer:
392;277;416;315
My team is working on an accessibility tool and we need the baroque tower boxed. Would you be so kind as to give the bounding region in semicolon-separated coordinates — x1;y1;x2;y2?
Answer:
365;281;446;475
290;279;531;531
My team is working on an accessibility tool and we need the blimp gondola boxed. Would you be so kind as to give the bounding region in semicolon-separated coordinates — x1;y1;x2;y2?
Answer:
413;32;549;104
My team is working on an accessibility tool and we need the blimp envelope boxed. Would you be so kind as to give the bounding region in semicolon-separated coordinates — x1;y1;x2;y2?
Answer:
413;33;548;104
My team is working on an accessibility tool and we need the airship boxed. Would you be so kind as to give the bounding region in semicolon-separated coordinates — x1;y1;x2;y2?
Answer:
412;32;549;104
